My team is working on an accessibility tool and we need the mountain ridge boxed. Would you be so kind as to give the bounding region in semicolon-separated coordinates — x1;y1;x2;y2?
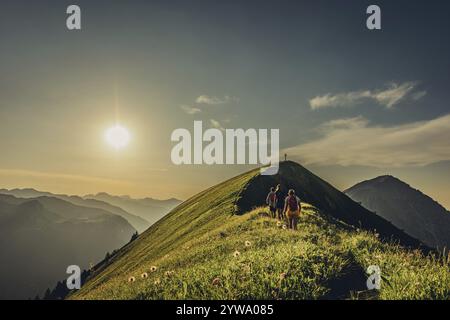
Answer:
69;162;448;300
237;161;425;249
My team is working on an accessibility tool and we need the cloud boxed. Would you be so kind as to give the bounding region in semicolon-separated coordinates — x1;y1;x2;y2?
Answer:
309;82;425;110
412;90;427;101
196;95;237;105
284;114;450;168
209;119;225;131
181;95;238;114
180;105;201;114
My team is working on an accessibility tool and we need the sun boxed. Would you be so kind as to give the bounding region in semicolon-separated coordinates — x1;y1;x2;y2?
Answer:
105;125;130;149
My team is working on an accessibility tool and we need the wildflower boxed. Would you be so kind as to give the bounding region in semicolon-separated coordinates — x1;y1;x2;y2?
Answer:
279;272;287;281
242;264;251;274
128;276;136;283
165;270;175;277
141;272;148;279
276;221;282;227
211;278;221;286
154;278;161;285
282;225;287;230
245;241;252;247
233;250;241;258
150;266;158;272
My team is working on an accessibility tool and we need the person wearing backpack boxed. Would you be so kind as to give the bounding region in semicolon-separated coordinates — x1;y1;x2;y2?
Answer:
283;189;301;230
266;187;277;218
274;184;285;220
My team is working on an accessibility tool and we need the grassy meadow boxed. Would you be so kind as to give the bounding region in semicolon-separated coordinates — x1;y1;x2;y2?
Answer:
70;169;450;300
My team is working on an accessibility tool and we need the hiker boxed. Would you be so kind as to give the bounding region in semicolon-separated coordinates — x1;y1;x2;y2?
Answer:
283;189;301;230
275;184;285;220
266;187;277;218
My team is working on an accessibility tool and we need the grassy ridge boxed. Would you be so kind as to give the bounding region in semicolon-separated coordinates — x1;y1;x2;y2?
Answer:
71;169;450;300
70;169;259;298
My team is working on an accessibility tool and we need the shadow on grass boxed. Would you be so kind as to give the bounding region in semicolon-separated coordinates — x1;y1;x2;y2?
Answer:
322;255;378;300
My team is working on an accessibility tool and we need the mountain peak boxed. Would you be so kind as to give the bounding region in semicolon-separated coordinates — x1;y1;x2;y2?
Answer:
345;175;412;194
95;192;110;197
371;175;405;185
374;174;396;180
234;161;424;249
346;175;450;249
16;199;45;212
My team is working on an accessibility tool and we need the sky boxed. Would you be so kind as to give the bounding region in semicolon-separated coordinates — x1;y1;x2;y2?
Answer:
0;0;449;208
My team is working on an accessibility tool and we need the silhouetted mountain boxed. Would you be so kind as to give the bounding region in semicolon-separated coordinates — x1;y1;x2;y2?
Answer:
345;175;450;249
0;188;150;232
83;193;182;225
0;194;136;300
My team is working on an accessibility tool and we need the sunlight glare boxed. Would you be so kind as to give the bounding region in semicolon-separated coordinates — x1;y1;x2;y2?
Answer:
105;125;130;149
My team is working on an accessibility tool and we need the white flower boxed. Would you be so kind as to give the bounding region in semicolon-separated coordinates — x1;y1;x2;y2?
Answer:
165;270;175;277
212;278;221;286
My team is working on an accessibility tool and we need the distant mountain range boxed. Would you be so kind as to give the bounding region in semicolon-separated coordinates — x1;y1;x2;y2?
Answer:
0;188;182;300
83;192;181;226
4;170;448;300
345;175;450;249
0;189;182;232
0;193;136;300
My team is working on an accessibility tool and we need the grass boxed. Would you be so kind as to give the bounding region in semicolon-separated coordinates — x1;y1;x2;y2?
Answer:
70;168;450;300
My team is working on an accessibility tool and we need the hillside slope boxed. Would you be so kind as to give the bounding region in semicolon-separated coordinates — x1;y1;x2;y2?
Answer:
0;194;136;300
345;176;450;249
71;163;449;300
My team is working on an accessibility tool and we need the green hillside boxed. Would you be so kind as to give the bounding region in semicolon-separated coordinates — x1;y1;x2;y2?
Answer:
71;163;450;300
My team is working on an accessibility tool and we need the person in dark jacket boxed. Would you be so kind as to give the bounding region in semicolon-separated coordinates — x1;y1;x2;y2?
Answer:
275;184;285;220
266;187;277;218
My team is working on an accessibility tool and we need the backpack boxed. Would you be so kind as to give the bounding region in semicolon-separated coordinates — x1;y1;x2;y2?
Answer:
287;195;298;211
269;193;276;203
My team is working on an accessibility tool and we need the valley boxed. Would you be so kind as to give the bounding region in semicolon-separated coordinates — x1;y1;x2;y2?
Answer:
0;190;180;299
